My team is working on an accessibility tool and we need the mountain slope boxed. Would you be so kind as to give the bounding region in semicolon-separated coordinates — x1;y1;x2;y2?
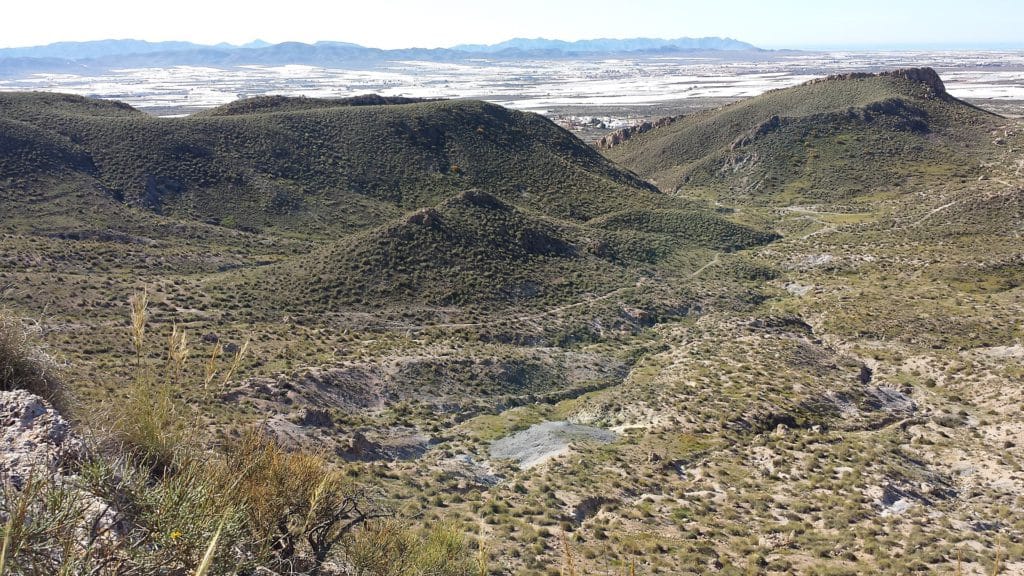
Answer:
0;39;223;60
0;93;664;236
1;91;777;321
604;68;1001;203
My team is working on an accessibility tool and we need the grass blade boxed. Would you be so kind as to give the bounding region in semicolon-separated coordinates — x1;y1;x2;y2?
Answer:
0;514;12;576
194;514;227;576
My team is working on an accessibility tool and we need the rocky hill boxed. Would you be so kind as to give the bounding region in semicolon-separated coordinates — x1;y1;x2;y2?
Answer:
253;189;773;315
0;92;772;323
604;68;1001;203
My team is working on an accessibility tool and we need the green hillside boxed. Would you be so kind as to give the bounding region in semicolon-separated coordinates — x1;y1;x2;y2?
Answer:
605;68;1001;203
0;92;666;236
0;91;775;319
248;189;774;314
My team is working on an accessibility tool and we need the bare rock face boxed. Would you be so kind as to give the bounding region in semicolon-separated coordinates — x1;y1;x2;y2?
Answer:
0;389;82;488
596;115;682;150
341;431;378;459
883;68;947;95
0;390;128;547
731;115;783;150
299;407;334;428
803;67;947;96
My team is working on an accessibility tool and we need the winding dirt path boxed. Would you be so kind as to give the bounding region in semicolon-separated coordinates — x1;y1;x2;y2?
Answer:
905;199;960;228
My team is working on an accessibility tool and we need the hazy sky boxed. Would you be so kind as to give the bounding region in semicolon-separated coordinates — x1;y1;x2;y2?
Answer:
4;0;1023;50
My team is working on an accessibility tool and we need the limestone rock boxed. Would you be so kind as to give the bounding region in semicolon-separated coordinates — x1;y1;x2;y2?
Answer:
406;207;441;227
0;389;81;489
299;407;333;428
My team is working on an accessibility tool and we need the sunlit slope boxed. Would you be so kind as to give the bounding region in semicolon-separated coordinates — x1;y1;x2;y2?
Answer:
0;93;664;236
605;68;1000;202
245;189;776;313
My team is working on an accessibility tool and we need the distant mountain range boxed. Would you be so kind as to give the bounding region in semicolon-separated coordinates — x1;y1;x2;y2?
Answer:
454;37;758;53
0;37;761;76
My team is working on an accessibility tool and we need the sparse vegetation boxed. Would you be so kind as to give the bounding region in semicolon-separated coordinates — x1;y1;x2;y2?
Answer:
0;68;1021;574
606;69;997;204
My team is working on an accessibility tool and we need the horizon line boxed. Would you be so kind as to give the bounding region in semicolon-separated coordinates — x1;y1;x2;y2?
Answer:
3;36;1024;53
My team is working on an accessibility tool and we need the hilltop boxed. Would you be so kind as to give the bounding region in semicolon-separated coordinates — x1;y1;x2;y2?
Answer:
0;93;664;236
605;68;1001;203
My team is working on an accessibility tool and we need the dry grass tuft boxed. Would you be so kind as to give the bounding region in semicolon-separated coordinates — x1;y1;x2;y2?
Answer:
561;532;576;576
166;322;189;384
220;337;249;387
203;341;223;388
0;311;64;409
128;289;148;369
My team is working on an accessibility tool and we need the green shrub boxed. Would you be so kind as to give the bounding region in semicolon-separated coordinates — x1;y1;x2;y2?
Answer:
346;519;476;576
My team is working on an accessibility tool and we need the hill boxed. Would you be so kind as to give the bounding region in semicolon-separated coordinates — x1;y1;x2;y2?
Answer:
604;68;1002;203
0;93;666;236
1;91;774;325
253;189;774;315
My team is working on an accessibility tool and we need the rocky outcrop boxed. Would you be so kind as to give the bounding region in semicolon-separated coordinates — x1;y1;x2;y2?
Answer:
0;389;131;552
882;68;947;95
406;207;442;227
341;431;377;458
596;115;682;149
0;389;82;489
802;67;947;96
573;495;617;523
457;189;506;210
339;428;432;462
731;115;783;149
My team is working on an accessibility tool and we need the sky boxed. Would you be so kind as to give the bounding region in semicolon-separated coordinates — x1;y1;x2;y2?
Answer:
3;0;1023;50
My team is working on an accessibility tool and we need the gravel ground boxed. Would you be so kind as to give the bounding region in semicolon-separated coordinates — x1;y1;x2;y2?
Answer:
489;421;617;469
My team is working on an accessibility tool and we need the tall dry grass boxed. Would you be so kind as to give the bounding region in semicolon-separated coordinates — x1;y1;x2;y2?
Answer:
0;294;475;574
0;311;64;409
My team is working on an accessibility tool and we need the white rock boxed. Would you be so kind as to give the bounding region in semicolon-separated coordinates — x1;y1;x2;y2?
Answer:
0;389;81;488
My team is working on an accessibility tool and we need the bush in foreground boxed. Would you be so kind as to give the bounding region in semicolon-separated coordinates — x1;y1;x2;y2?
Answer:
0;298;475;575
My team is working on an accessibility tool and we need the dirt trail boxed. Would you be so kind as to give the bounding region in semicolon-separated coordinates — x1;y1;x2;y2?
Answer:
687;254;720;279
783;206;842;240
906;200;960;228
398;284;637;332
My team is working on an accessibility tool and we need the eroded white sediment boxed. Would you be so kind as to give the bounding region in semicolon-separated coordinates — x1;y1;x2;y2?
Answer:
490;421;617;469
